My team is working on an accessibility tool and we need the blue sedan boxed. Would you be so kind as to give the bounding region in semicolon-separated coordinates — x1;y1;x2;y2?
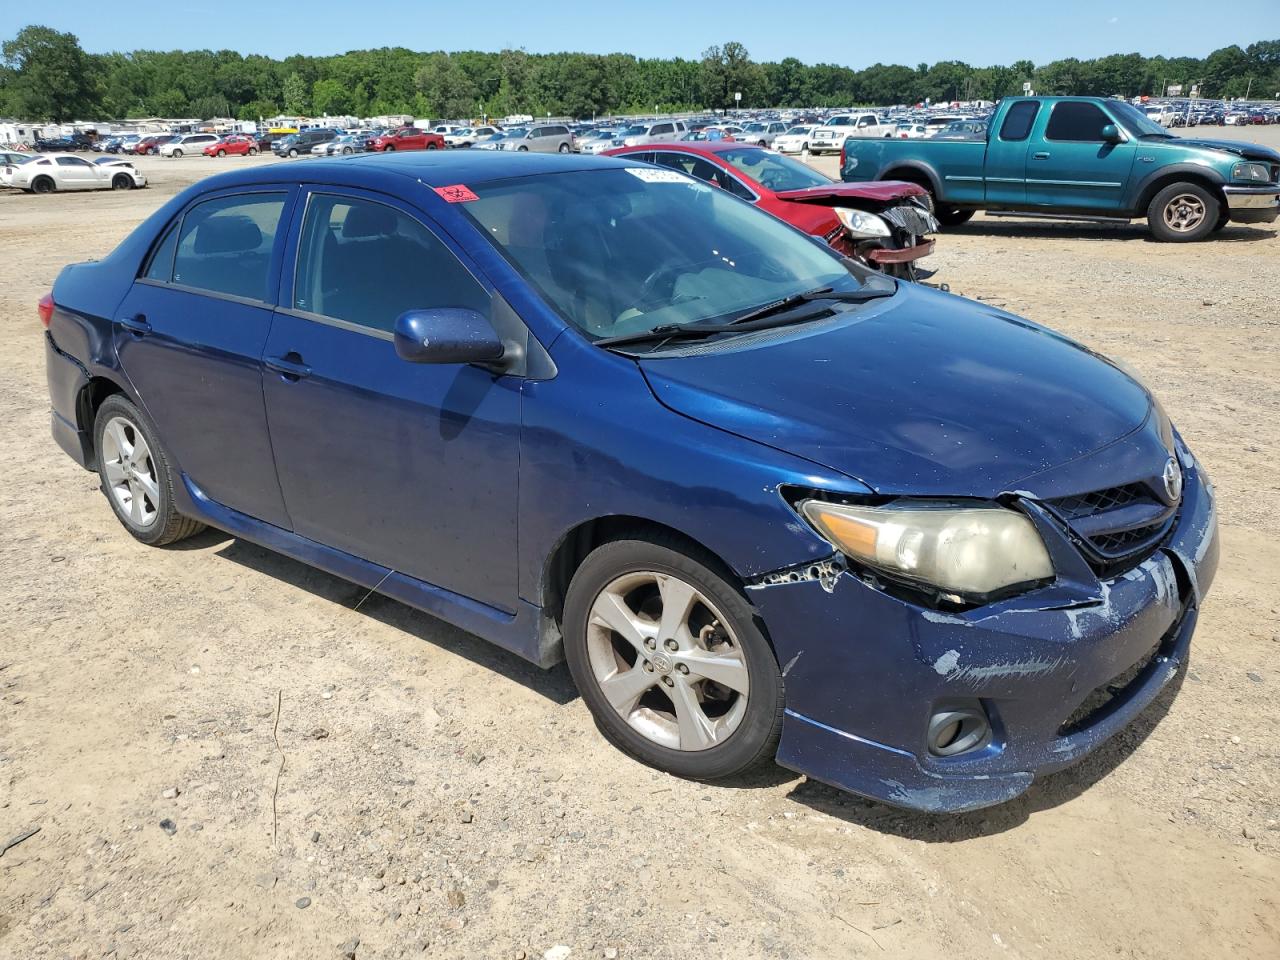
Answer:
41;152;1217;812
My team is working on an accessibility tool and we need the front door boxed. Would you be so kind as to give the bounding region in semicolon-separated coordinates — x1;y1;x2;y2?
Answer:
261;188;521;612
114;188;295;528
1025;100;1137;211
54;155;101;190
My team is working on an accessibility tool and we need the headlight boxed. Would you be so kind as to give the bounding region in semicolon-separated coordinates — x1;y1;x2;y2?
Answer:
1232;161;1271;183
835;207;891;239
800;499;1054;600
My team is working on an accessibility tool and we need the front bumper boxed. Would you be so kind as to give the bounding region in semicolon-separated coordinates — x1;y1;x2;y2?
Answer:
867;239;936;264
1223;184;1280;223
750;457;1218;813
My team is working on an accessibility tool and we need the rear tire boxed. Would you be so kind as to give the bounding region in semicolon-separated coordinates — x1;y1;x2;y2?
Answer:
31;176;55;194
93;395;206;547
562;535;784;782
172;149;183;158
935;207;975;227
1148;182;1219;242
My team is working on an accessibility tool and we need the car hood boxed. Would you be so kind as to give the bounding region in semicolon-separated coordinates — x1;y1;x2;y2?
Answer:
1159;137;1280;162
636;285;1153;497
774;181;928;205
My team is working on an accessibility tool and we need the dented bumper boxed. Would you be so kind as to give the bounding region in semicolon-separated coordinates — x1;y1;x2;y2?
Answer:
750;456;1218;813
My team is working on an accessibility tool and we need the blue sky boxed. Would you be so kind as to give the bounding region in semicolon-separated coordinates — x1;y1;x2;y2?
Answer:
2;1;1269;64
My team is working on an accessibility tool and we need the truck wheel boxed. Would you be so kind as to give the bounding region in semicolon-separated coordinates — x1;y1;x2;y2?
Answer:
933;202;974;227
1211;209;1231;232
1148;182;1219;242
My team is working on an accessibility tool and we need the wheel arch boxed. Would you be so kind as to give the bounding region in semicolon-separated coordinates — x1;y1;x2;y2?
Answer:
1131;166;1227;215
541;515;747;631
75;374;131;469
881;163;942;197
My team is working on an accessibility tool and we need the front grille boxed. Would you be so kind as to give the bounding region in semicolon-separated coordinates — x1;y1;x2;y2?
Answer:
1044;480;1177;577
880;200;938;238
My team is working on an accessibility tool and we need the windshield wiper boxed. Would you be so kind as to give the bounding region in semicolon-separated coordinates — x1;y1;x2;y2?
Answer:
729;283;893;326
594;284;895;350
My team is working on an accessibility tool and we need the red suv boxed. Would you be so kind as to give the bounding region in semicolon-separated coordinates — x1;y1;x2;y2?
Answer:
368;127;445;152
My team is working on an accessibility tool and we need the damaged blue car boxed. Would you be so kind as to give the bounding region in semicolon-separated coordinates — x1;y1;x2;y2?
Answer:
42;152;1217;812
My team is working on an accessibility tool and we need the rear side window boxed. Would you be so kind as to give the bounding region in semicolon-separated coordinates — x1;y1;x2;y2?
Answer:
1000;102;1040;141
143;224;180;281
172;193;286;301
1045;102;1111;142
292;194;488;334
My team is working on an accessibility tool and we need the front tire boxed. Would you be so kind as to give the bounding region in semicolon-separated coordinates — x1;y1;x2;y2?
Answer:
248;147;258;156
93;395;205;546
559;143;570;153
1148;182;1219;242
383;144;395;152
288;148;299;158
216;149;226;157
112;174;132;190
563;536;784;781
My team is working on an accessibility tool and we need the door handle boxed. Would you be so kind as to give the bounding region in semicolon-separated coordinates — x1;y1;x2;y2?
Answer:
119;314;152;336
1032;152;1050;160
264;353;312;381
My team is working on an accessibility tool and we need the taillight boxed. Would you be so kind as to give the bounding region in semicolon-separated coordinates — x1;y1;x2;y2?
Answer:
839;142;846;169
38;292;55;328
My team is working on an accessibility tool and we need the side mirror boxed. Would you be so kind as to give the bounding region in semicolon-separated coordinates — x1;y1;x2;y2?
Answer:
1100;124;1123;144
393;309;506;366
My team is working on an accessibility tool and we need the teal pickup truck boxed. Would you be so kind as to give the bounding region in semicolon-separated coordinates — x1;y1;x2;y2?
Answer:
840;96;1280;241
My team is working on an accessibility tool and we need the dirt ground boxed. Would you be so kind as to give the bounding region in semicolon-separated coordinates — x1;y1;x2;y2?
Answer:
1;137;1278;960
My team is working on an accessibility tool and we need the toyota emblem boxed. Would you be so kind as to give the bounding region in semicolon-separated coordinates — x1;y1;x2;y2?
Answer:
1162;457;1183;504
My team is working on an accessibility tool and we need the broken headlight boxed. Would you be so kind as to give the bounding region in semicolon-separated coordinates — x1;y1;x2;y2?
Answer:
835;207;891;239
799;499;1054;601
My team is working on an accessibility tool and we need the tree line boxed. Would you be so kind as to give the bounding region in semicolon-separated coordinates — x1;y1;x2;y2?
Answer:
2;25;1278;124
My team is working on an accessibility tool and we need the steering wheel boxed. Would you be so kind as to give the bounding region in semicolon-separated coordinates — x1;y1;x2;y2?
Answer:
635;263;683;310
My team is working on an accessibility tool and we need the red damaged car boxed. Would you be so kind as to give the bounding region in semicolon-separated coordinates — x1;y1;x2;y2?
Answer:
367;127;446;152
605;142;937;280
202;134;259;158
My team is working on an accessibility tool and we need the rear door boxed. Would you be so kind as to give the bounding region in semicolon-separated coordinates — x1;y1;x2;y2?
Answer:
1026;100;1136;211
984;100;1039;206
260;187;521;610
113;187;295;528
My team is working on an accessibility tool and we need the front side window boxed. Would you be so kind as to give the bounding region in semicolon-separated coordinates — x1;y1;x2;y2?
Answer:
652;123;673;135
1045;102;1112;142
462;168;858;339
56;156;92;167
172;193;286;301
293;194;488;334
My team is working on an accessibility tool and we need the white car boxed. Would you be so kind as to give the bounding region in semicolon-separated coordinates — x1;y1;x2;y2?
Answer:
445;126;500;148
159;133;220;158
772;125;817;154
809;113;890;155
6;153;145;193
578;130;622;154
889;122;929;139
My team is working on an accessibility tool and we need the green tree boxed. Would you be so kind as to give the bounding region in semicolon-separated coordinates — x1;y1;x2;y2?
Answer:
282;72;309;114
698;41;763;111
311;77;353;116
1;25;101;121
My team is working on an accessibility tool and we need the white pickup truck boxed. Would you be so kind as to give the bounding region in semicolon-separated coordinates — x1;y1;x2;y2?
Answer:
808;112;891;155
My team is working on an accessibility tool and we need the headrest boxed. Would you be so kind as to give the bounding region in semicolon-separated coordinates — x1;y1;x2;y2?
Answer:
342;203;397;238
193;215;262;254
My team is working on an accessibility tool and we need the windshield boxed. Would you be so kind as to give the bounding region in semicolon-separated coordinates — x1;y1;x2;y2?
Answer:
621;125;647;136
744;123;766;132
503;128;529;138
1110;101;1172;137
462;168;860;341
784;126;810;135
717;148;832;191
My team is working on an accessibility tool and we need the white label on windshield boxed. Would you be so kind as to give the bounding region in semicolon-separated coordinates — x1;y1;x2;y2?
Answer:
625;167;695;184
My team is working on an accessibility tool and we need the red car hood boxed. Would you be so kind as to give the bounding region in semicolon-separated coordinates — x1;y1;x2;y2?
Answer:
774;181;926;205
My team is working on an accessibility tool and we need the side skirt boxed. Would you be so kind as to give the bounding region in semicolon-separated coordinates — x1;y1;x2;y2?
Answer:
174;475;563;668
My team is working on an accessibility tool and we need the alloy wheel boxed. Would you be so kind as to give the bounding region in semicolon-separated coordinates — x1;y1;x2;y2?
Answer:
100;416;160;528
1163;193;1207;233
585;570;749;751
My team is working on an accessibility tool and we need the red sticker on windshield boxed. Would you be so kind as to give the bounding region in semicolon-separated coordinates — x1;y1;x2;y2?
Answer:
434;184;478;203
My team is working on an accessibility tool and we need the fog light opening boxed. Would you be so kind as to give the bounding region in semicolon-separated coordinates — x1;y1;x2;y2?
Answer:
927;705;990;757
